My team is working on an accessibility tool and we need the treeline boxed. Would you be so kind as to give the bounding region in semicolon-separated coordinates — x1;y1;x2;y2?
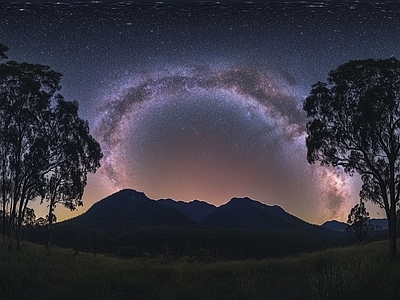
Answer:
23;224;358;260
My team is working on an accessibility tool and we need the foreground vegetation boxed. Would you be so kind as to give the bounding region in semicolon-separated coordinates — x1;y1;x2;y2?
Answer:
2;240;400;300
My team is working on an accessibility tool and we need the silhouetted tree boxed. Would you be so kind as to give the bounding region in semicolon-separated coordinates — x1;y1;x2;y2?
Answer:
0;43;9;244
0;44;8;60
346;200;372;243
41;98;102;250
22;207;36;227
35;217;47;227
0;45;102;250
0;60;61;249
304;57;400;257
397;208;400;238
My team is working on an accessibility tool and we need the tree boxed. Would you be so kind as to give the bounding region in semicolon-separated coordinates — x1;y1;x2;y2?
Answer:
22;207;36;227
0;60;61;249
0;43;9;244
303;57;400;257
41;97;102;249
397;208;400;238
346;200;372;243
35;217;47;227
0;45;102;250
0;44;8;60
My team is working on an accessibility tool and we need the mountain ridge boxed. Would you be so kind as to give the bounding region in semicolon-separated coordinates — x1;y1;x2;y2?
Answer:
322;218;388;232
34;189;389;259
63;189;341;238
64;189;197;232
157;198;217;223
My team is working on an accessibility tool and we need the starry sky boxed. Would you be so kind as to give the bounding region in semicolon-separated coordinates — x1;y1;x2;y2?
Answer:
1;0;399;224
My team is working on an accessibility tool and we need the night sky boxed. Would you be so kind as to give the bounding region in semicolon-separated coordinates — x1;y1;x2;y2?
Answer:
1;1;399;224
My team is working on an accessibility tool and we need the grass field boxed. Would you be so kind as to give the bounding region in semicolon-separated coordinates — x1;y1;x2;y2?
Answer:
1;240;400;300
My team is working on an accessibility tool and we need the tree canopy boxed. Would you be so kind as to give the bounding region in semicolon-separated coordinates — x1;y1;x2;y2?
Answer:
346;200;372;243
0;44;8;60
0;43;102;250
303;57;400;256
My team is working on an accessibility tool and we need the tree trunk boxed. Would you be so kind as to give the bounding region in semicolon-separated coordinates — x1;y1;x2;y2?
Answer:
388;209;397;257
16;227;20;250
46;204;54;251
2;203;4;245
388;152;397;257
46;220;52;251
16;199;24;251
2;193;5;246
16;213;23;251
16;196;29;251
8;195;17;250
2;157;6;246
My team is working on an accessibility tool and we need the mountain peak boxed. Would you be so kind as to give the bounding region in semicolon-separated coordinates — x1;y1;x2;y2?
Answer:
321;220;348;232
227;196;262;206
230;196;254;202
66;189;195;231
117;188;146;197
157;198;217;222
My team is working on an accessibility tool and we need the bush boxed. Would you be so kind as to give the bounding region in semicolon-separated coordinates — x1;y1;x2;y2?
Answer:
190;248;211;262
116;246;135;258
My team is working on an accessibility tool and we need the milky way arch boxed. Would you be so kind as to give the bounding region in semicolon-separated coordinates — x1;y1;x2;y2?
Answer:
95;65;353;220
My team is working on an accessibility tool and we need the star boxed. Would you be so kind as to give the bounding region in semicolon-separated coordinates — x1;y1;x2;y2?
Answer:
1;0;396;223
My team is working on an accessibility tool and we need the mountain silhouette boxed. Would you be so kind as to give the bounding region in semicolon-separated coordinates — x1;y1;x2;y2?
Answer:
65;189;196;232
322;219;388;232
35;189;359;259
158;198;217;222
64;190;339;238
202;197;333;235
370;219;389;230
322;220;348;232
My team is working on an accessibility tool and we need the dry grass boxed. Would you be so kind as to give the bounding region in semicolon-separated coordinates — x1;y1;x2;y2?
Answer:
1;240;400;299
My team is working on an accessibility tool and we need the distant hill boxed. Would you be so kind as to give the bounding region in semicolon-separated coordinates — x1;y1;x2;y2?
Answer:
65;189;196;232
158;198;217;222
370;219;388;230
322;220;348;232
322;219;388;232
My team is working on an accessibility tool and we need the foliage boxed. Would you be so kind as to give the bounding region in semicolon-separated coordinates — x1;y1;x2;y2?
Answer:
0;59;61;249
0;44;102;250
346;200;373;243
35;217;47;227
303;57;400;256
22;208;36;227
41;97;102;250
0;44;8;60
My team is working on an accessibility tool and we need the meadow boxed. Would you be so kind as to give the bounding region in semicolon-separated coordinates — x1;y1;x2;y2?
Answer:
1;240;400;300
